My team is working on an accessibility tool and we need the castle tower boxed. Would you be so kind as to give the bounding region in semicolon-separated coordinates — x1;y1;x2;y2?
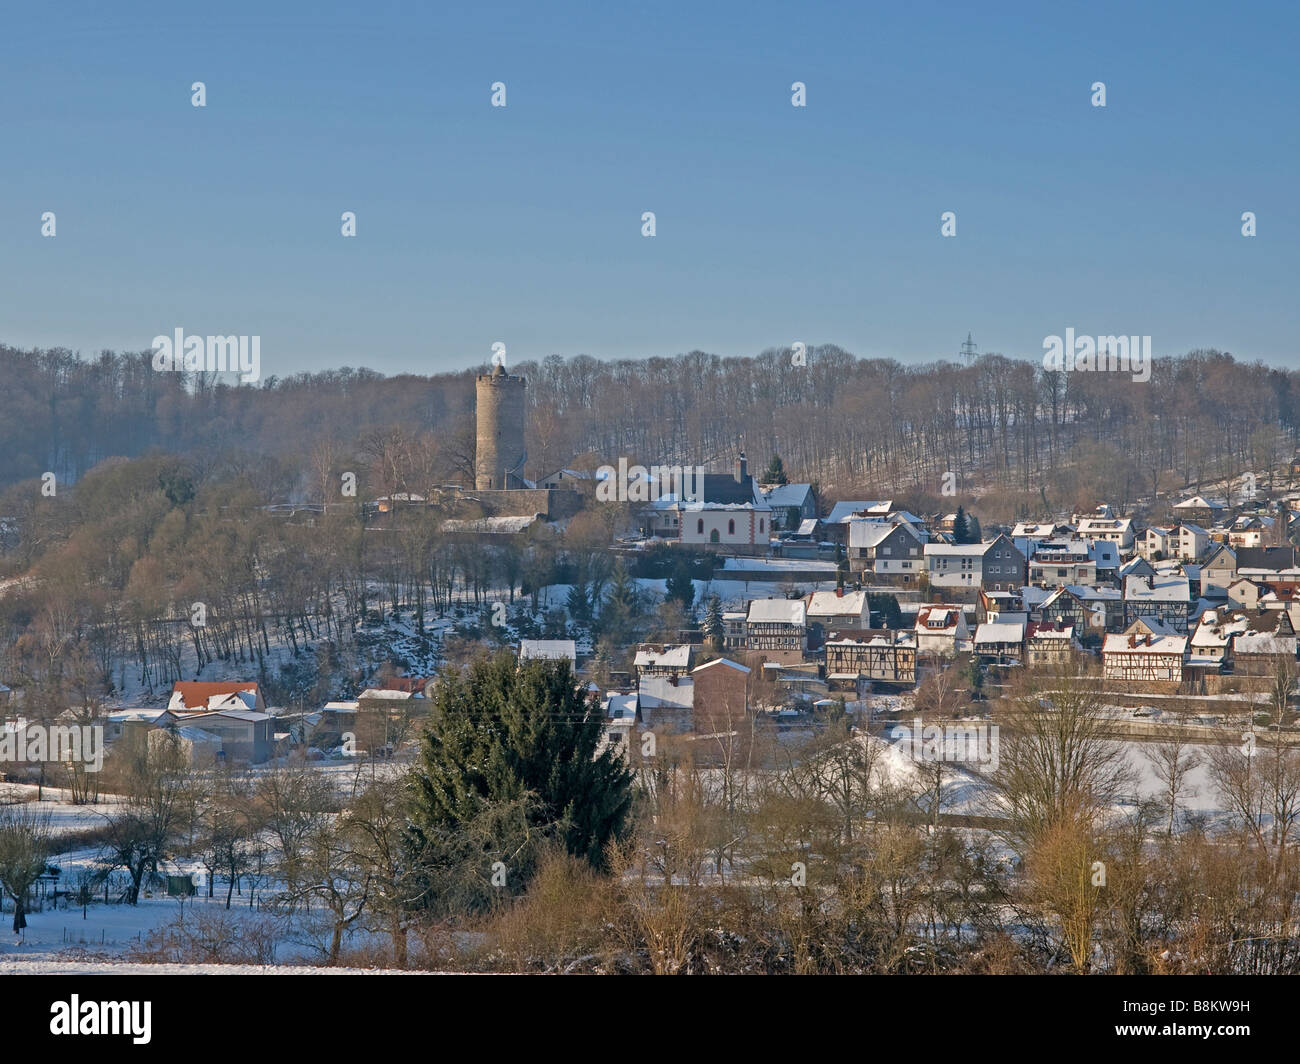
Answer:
475;363;527;491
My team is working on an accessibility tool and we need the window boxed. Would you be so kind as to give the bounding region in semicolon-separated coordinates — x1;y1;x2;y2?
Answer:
759;519;764;532
728;519;736;535
697;518;704;534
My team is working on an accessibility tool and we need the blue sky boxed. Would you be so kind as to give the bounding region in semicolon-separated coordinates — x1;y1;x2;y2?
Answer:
1;0;1296;377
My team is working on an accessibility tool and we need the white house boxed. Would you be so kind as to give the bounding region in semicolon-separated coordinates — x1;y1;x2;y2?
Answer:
914;605;970;657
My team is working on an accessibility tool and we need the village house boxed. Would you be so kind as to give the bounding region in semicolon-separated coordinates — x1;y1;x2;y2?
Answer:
822;500;895;544
745;598;808;664
600;692;639;754
1201;544;1237;598
1028;540;1097;588
1233;625;1299;676
1228;515;1276;549
760;483;817;531
1075;515;1136;552
690;658;754;764
1011;520;1076;540
1102;619;1188;684
978;589;1025;624
923;534;1025;599
519;639;578;668
633;643;695;679
1038;585;1124;641
913;605;970;658
972;619;1027;664
722;610;748;650
1123;573;1191;633
1138;525;1176;561
804;588;871;636
1025;624;1082;668
1185;610;1250;686
847;519;925;584
168;681;265;714
179;709;275;763
1170;523;1211;562
637;673;694;732
823;630;917;688
1173;495;1226;523
1235;545;1297;575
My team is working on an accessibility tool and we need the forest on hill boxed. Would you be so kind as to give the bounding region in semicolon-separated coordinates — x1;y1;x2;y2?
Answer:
2;342;1295;519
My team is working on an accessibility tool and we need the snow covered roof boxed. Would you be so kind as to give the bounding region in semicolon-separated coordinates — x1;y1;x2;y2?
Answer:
825;500;892;523
692;658;751;675
762;483;813;507
637;675;694;711
1233;632;1297;655
805;590;868;617
1124;574;1191;602
602;693;639;720
747;598;807;625
634;645;693;669
924;541;994;557
519;639;577;663
1103;632;1187;654
974;621;1026;645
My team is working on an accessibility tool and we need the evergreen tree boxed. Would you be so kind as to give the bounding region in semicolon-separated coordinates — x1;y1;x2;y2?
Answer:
408;654;633;899
953;506;970;543
763;454;788;485
599;562;642;644
967;515;983;543
664;558;695;613
703;594;724;645
566;581;591;623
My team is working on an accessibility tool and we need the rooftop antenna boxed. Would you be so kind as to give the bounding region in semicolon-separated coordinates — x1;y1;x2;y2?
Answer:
960;332;978;366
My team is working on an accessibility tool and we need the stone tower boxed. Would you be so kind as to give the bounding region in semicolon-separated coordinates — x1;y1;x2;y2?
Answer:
475;363;527;490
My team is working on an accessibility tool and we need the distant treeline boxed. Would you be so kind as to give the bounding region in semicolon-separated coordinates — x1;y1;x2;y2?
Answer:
2;342;1297;513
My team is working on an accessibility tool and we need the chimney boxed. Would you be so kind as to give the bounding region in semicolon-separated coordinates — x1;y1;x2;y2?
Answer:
735;451;747;484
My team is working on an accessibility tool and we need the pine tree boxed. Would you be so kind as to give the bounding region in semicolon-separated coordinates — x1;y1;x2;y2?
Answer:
953;506;970;543
566;581;591;623
703;594;724;645
599;562;642;644
665;558;695;613
967;515;983;543
763;455;788;485
408;654;633;896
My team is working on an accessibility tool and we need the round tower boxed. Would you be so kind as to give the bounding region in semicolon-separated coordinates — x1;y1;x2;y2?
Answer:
475;363;527;490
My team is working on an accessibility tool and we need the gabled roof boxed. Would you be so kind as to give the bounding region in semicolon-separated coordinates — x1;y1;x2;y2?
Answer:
692;658;751;675
806;590;869;617
762;483;814;508
519;639;577;663
634;644;693;669
170;682;260;711
848;519;921;550
1235;546;1296;571
974;621;1026;644
1174;495;1227;510
915;606;964;631
747;598;807;625
825;500;893;524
